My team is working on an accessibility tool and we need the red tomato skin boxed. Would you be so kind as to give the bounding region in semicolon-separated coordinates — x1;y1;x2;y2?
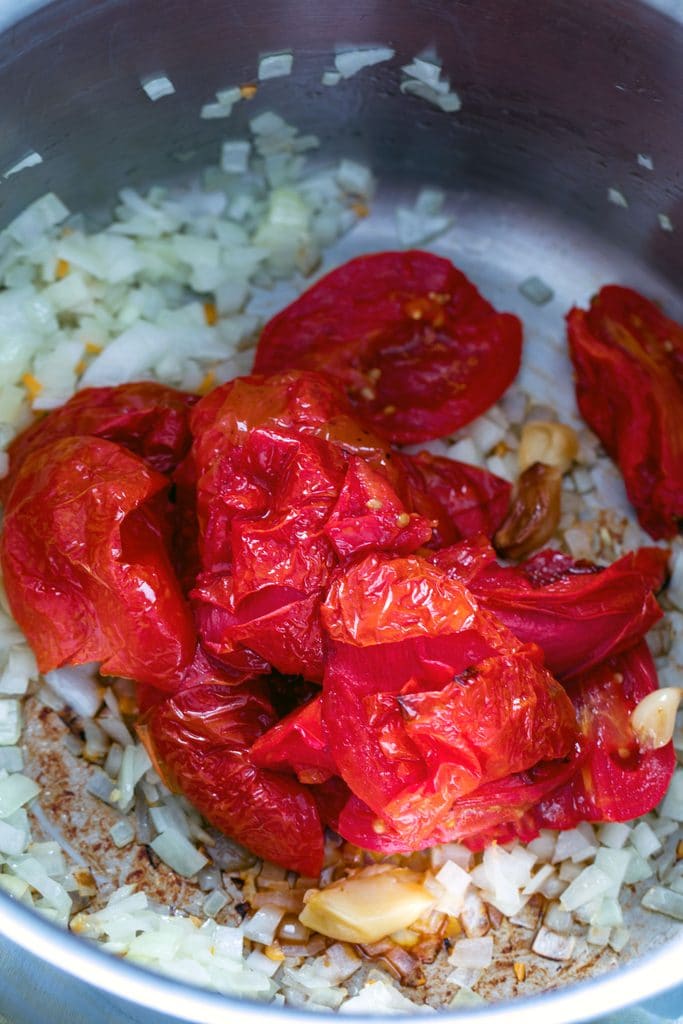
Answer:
1;382;196;503
188;370;508;681
324;456;434;559
397;452;511;548
250;694;337;784
254;251;522;444
0;436;196;689
193;577;325;681
533;642;675;827
438;542;669;679
139;681;324;876
567;286;683;539
320;553;577;847
328;756;579;854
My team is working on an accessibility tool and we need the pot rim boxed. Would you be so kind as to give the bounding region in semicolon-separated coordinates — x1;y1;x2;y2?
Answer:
0;888;681;1023
0;0;681;1020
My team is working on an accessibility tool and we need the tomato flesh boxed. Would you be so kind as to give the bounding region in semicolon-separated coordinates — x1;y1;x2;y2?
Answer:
567;285;683;539
139;680;325;876
0;436;195;688
254;251;522;444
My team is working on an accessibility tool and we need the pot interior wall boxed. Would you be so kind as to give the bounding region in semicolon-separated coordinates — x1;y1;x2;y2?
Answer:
0;1;682;1021
0;0;681;294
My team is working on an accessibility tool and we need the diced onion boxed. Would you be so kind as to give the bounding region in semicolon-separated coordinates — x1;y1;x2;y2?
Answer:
449;936;493;969
203;889;229;918
258;53;293;80
659;769;683;821
642;885;683;921
630;821;662;859
607;187;628;208
0;697;22;744
338;972;433;1014
243;904;286;945
44;663;102;718
141;75;176;101
3;151;43;180
531;926;576;961
150;827;208;878
334;47;395;79
109;819;135;848
518;275;554;306
560;865;613;912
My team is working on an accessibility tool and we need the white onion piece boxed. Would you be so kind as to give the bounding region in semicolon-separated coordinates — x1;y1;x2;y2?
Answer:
44;663;101;718
141;75;175;101
258;53;293;80
243;904;286;945
334;47;394;79
150;827;208;878
560;865;613;912
532;926;576;961
449;936;493;969
0;697;21;744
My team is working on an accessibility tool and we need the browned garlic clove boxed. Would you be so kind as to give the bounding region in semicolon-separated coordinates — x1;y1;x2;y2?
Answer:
494;462;562;561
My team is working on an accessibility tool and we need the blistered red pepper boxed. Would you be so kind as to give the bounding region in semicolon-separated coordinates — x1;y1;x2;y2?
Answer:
567;285;683;539
254;251;522;444
0;436;195;688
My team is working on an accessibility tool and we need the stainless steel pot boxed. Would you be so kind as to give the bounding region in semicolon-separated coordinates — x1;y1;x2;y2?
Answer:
0;1;682;1021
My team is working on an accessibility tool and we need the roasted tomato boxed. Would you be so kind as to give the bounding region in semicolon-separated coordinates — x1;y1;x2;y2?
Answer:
319;553;578;847
250;695;336;785
0;381;196;502
534;642;675;827
0;437;195;688
396;451;511;548
329;756;580;855
434;540;669;678
139;680;325;876
189;370;509;681
567;285;683;539
254;251;522;444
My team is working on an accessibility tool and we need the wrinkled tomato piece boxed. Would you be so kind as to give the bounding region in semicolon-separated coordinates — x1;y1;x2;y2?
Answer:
139;681;324;876
331;756;580;854
397;451;511;547
435;540;668;679
534;642;675;827
250;695;337;785
567;286;683;539
0;437;195;688
254;251;523;444
189;369;508;681
320;553;577;847
324;456;433;560
1;381;196;503
193;577;325;681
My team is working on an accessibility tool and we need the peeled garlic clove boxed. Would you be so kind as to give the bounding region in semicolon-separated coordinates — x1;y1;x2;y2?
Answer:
299;867;435;944
631;687;683;750
518;421;579;475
